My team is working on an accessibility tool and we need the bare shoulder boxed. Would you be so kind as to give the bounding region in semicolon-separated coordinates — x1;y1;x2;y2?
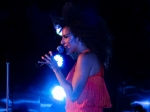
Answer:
78;51;99;63
77;51;100;76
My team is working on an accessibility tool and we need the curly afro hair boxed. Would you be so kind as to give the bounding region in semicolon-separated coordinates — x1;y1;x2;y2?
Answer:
51;2;113;68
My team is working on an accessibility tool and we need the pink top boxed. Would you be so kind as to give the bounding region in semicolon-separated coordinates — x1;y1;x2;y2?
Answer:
65;64;112;112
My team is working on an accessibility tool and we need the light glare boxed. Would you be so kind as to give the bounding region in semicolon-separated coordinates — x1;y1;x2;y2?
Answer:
131;101;150;106
55;25;62;36
51;86;66;101
54;55;63;67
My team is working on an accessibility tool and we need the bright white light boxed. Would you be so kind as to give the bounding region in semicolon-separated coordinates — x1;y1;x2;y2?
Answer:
56;28;62;36
54;55;63;67
55;25;62;36
51;86;66;101
131;101;150;106
40;104;52;107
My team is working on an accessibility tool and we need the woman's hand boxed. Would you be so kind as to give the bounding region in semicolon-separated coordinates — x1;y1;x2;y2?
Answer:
39;51;59;71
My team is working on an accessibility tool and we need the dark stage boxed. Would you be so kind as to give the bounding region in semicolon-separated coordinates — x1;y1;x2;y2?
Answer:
0;0;150;111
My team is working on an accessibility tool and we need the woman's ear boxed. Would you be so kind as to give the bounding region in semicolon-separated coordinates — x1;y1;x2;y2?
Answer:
76;37;82;44
76;37;85;46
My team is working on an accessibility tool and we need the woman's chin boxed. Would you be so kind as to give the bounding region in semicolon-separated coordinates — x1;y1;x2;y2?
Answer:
66;50;73;55
66;52;71;55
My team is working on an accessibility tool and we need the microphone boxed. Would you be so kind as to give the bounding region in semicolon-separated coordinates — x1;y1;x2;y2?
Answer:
35;45;64;68
56;45;64;54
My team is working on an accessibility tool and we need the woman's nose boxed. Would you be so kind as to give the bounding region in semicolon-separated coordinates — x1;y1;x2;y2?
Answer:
60;39;64;45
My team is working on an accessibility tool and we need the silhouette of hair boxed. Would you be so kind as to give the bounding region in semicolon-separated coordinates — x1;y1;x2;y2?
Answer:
51;2;113;68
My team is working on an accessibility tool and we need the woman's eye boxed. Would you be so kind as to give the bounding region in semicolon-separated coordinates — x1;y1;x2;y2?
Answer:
63;35;69;38
62;34;72;38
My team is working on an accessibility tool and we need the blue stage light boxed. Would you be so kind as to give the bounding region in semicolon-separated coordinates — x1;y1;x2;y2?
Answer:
51;86;66;101
54;54;63;67
54;25;62;36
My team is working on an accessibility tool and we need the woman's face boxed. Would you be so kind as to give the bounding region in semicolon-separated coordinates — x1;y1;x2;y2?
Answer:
60;26;79;55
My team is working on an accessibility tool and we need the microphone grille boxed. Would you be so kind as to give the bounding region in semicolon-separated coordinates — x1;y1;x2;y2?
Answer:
57;45;64;53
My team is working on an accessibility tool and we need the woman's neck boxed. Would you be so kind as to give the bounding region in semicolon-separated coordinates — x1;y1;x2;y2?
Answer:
82;49;90;53
78;47;90;54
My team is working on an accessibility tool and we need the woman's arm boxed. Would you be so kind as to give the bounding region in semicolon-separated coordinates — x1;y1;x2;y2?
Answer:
41;51;92;102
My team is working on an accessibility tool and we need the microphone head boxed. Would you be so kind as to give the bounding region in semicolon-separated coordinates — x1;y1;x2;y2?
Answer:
57;45;64;53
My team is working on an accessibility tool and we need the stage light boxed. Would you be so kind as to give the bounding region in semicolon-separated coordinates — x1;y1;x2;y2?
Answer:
131;101;150;106
54;54;63;67
51;86;66;101
54;25;62;36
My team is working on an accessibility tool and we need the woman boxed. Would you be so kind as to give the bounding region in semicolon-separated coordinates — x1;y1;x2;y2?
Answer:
40;2;112;112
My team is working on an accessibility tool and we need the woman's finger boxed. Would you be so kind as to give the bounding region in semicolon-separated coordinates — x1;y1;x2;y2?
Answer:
49;51;53;57
41;56;50;62
45;54;51;60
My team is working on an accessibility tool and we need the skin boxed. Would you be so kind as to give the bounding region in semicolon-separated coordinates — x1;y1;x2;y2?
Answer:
40;26;101;102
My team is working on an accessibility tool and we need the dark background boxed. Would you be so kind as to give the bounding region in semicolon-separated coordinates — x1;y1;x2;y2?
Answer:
0;0;150;111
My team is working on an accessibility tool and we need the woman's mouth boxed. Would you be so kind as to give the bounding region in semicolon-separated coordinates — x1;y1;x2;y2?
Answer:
65;47;70;54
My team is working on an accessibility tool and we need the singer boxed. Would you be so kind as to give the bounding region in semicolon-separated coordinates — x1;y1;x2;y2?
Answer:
40;2;112;112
